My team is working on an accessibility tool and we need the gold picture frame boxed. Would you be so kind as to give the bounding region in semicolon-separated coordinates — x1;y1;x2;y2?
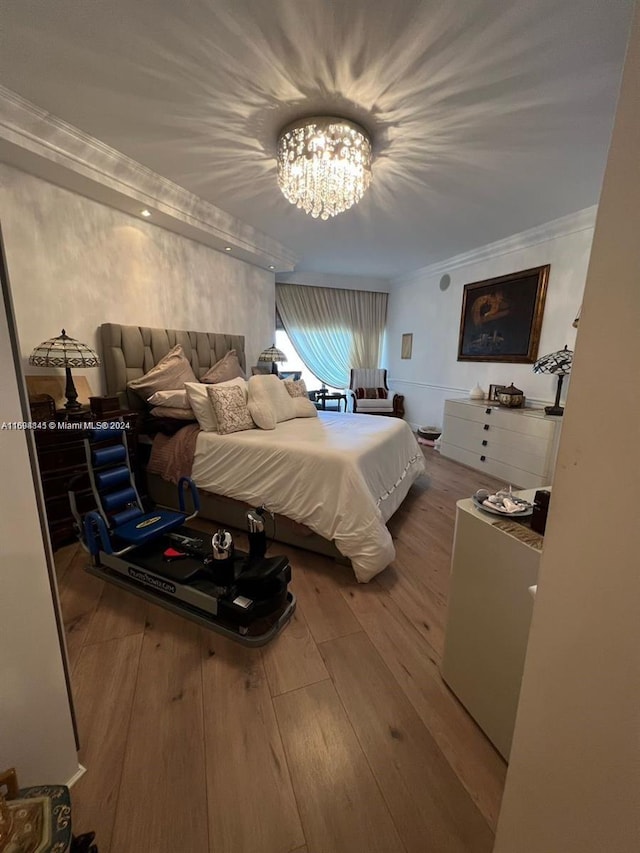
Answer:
457;265;549;363
401;333;413;359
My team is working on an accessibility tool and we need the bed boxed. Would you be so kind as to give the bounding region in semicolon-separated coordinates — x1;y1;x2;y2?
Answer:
101;322;425;582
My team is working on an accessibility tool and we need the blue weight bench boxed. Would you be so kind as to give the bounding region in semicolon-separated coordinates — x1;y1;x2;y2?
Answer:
69;427;294;646
69;427;199;558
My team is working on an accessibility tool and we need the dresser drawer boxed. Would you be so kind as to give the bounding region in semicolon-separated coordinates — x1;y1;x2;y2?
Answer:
443;415;552;461
440;442;548;489
444;400;556;440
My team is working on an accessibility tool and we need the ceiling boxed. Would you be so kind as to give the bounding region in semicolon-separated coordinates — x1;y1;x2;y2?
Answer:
0;0;634;278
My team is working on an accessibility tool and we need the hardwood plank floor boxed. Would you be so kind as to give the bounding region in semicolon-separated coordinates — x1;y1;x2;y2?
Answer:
70;634;143;850
200;631;305;853
319;632;494;853
274;679;406;853
61;447;508;852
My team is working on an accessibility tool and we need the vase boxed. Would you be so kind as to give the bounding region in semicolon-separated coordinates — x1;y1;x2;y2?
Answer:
469;383;485;400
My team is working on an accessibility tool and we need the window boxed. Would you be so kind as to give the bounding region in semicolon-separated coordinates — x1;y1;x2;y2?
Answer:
275;330;339;392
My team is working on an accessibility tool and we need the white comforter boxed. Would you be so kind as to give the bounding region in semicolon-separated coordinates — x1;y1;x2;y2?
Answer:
191;412;425;582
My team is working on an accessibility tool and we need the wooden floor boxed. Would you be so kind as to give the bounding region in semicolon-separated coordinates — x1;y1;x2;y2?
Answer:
56;448;508;853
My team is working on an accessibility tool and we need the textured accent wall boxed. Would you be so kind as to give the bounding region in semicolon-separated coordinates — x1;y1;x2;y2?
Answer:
0;163;275;393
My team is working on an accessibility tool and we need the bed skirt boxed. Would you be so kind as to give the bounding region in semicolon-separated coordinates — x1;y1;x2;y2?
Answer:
146;472;350;565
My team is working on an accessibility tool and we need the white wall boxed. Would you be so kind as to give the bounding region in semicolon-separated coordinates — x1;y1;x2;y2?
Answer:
386;210;595;429
494;3;639;851
0;262;78;786
0;163;276;388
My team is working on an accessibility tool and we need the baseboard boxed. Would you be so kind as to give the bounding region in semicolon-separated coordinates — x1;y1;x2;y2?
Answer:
67;764;87;788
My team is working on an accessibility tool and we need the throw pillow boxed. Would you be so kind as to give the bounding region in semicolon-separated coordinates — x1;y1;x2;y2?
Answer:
127;345;197;401
292;396;318;418
248;398;276;430
247;374;296;426
185;378;247;432
147;389;191;409
283;378;308;398
355;386;387;400
149;406;197;421
201;349;245;383
206;384;254;435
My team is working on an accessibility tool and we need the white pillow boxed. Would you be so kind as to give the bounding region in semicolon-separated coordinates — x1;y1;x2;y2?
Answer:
147;389;191;409
185;378;247;432
248;375;296;428
292;396;318;418
248;398;276;430
149;406;197;421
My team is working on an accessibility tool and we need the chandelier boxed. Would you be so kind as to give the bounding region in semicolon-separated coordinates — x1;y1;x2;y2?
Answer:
276;116;372;220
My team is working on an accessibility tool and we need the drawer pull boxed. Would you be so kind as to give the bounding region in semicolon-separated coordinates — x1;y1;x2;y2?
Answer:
483;424;490;431
482;440;487;446
480;455;486;461
485;408;492;415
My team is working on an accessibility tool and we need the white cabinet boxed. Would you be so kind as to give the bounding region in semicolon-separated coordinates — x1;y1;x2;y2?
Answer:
440;398;561;488
441;493;542;760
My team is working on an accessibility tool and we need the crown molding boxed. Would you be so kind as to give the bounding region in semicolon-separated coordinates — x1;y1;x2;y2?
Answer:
393;206;597;287
0;85;297;272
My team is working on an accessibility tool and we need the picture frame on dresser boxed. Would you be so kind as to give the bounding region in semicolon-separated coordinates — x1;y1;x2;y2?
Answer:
457;265;550;363
488;384;506;403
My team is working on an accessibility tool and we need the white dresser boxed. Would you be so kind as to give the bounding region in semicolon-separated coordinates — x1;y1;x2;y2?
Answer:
440;398;561;488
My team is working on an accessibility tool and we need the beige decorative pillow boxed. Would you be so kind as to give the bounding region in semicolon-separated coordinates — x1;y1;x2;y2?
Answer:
147;389;191;409
283;378;308;398
206;384;254;435
185;377;247;432
127;345;198;401
249;399;277;430
150;406;197;421
247;375;296;425
201;349;245;384
292;396;318;418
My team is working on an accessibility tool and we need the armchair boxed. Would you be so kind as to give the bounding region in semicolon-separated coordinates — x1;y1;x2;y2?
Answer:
348;368;404;418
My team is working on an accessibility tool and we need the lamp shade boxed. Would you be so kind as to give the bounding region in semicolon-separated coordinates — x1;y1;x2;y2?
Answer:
533;345;573;417
28;329;100;368
532;345;573;376
29;329;100;411
258;345;287;365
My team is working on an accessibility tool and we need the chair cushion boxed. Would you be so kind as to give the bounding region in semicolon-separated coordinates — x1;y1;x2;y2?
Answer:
115;508;187;546
355;397;394;411
355;386;388;400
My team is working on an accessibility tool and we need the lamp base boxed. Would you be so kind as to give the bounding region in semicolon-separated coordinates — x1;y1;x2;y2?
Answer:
64;366;82;410
544;405;564;417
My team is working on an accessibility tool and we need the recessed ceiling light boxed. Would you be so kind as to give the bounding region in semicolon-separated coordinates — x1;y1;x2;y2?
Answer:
269;265;275;270
140;209;152;218
225;246;232;252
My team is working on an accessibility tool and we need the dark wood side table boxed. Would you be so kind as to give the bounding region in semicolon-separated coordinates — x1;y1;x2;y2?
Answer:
314;389;348;412
30;405;138;550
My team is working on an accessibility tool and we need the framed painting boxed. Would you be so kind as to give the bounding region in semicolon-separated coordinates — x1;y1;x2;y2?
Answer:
457;265;549;363
401;333;413;359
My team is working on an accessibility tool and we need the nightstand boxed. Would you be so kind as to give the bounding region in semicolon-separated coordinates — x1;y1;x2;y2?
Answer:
30;405;139;550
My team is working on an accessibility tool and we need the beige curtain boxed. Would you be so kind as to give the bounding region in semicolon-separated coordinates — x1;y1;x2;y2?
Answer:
276;284;388;389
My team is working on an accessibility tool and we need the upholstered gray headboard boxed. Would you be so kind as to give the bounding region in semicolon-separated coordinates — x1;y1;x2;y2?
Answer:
101;323;246;410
